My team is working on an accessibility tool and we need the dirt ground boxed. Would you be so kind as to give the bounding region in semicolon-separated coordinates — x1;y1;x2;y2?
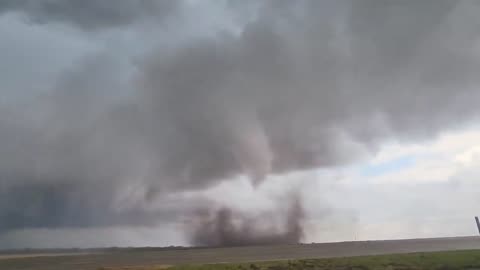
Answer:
1;236;480;270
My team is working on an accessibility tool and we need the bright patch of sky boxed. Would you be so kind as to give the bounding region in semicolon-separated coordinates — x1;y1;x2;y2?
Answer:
359;155;416;177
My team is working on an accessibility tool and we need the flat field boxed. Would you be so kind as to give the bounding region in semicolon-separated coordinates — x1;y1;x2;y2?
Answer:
170;250;480;270
1;236;480;270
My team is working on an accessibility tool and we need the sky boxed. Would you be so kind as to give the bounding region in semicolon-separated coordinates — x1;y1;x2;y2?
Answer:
1;0;480;249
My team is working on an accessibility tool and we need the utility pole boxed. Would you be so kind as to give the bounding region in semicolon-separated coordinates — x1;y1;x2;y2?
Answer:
475;216;480;235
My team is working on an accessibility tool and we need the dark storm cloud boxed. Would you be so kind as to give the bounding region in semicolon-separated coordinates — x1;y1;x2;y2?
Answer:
0;0;179;30
0;54;177;231
135;0;480;188
2;0;480;246
0;180;173;231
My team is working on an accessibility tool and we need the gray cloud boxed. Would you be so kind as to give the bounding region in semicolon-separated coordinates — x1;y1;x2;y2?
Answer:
0;0;179;30
2;0;480;246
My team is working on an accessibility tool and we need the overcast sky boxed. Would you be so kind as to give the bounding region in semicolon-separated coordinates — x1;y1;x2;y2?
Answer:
1;0;480;249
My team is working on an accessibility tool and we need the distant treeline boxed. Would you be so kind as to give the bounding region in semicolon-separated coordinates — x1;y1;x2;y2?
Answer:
0;246;195;255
